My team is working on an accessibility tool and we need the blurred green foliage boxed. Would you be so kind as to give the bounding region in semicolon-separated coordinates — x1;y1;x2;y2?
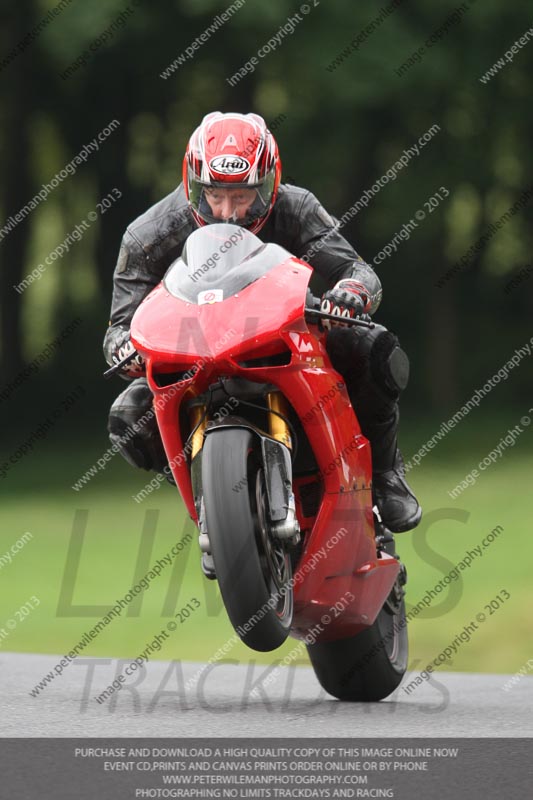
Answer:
1;0;532;413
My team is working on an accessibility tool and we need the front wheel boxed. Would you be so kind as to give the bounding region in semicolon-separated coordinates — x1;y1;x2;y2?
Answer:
306;574;408;701
201;427;293;652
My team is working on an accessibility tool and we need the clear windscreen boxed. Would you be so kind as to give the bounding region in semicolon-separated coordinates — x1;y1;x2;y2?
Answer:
163;223;291;303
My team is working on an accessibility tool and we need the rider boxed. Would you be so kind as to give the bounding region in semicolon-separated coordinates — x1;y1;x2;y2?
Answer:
104;111;421;539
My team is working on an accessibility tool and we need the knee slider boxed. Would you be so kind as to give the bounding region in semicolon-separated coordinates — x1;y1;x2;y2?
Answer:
370;332;410;397
388;345;410;392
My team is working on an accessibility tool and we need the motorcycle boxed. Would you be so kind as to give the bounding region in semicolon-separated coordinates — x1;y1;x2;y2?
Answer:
107;222;408;701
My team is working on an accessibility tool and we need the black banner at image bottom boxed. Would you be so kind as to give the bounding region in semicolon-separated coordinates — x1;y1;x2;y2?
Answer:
0;738;531;799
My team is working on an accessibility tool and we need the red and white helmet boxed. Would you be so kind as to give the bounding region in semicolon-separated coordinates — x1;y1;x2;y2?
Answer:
183;112;282;234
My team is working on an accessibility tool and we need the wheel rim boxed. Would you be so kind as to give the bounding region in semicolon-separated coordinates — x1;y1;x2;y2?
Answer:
254;468;293;624
377;605;401;662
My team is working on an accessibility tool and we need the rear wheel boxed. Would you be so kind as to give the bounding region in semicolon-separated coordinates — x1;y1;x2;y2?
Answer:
306;540;408;701
201;428;293;652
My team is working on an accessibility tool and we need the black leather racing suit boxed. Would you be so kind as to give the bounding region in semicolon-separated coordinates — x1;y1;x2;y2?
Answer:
103;182;382;361
104;182;417;530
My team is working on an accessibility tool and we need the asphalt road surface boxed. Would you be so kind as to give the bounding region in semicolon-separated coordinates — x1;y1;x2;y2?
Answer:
2;652;532;737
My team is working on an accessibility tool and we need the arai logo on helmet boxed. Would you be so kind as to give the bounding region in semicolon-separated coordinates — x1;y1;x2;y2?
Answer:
209;156;250;175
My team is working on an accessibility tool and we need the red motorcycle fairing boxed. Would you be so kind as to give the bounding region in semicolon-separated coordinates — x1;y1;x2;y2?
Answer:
130;224;398;642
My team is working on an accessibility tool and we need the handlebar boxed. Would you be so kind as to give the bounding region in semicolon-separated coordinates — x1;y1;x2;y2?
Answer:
304;290;375;329
103;351;138;380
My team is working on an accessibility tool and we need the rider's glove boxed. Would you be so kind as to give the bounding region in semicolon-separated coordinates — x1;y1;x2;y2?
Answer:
320;279;368;328
112;338;145;378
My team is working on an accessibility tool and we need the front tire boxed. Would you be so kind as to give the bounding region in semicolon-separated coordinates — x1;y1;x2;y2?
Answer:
201;427;293;652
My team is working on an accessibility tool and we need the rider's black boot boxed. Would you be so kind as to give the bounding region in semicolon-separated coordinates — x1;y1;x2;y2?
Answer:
366;408;422;533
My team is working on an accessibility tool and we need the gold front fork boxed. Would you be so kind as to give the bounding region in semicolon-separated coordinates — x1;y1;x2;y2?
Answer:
266;391;292;450
189;395;291;455
189;404;207;458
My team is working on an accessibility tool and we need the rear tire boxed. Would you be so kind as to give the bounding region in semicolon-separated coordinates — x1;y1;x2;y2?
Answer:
306;569;408;701
202;427;293;652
